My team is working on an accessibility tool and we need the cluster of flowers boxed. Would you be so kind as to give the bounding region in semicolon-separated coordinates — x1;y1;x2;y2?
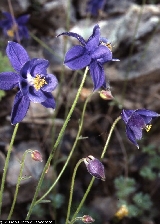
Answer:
0;21;158;148
0;6;159;222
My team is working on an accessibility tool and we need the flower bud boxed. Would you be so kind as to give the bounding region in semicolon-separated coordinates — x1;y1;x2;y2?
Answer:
115;204;128;219
31;150;43;162
84;155;105;181
99;89;114;100
82;215;95;223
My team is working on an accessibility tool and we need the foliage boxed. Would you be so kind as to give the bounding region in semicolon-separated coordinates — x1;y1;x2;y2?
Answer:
114;176;156;220
140;145;160;180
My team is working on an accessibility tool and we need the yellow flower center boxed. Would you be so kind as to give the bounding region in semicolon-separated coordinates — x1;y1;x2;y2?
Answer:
145;124;152;132
7;23;18;37
33;74;47;91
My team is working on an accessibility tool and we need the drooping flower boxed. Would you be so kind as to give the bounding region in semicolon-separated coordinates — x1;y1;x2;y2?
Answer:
82;215;95;223
31;150;43;162
86;0;106;16
99;89;114;100
0;12;29;41
84;155;105;181
57;24;119;91
121;109;159;148
0;41;58;124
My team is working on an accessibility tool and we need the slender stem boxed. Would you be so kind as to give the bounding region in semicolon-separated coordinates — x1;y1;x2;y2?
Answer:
26;67;89;220
101;116;121;159
71;116;121;221
7;149;33;220
0;123;19;215
71;177;95;221
69;217;83;224
7;0;21;44
66;159;84;224
29;32;62;60
35;93;93;205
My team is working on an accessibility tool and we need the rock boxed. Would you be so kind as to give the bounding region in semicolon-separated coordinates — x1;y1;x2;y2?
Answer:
0;0;30;14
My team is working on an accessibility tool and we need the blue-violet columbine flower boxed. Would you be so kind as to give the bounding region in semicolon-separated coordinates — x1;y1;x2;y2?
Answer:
86;0;106;16
121;109;159;148
84;155;105;181
0;12;29;41
0;41;58;125
57;24;119;91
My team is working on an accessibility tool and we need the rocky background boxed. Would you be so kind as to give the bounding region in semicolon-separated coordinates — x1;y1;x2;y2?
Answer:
0;0;160;223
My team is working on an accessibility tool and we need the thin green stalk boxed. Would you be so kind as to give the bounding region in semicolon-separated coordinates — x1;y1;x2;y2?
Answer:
66;159;84;224
71;116;121;221
35;93;93;205
29;32;62;60
69;217;83;224
26;67;89;220
8;149;33;220
101;116;121;159
0;123;19;215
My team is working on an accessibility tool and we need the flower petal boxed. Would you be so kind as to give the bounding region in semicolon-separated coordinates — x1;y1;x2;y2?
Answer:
86;24;100;52
11;90;30;124
6;41;30;72
30;59;49;77
128;112;145;130
64;45;91;70
126;126;139;148
121;109;135;124
57;32;86;46
41;74;58;92
16;14;30;25
28;86;47;103
89;60;106;90
41;92;56;109
0;72;19;90
92;45;112;62
136;109;159;118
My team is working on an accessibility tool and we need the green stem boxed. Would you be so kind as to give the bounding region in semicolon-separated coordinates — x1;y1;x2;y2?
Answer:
71;116;121;221
69;217;83;224
26;67;89;220
35;93;93;205
101;116;121;159
66;159;84;224
0;123;19;215
7;149;33;220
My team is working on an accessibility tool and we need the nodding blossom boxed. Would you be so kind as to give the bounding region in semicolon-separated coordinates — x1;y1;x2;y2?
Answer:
121;109;159;148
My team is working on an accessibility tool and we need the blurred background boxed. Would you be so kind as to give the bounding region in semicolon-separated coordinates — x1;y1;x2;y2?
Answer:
0;0;160;223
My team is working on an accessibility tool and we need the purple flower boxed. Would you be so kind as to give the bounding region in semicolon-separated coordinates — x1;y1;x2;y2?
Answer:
121;109;159;148
57;24;119;91
84;155;105;181
86;0;106;16
0;41;58;124
0;12;29;41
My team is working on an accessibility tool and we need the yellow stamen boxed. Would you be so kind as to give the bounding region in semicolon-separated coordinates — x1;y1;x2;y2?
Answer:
7;29;15;37
7;24;18;38
145;124;152;132
101;42;112;51
33;74;47;91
